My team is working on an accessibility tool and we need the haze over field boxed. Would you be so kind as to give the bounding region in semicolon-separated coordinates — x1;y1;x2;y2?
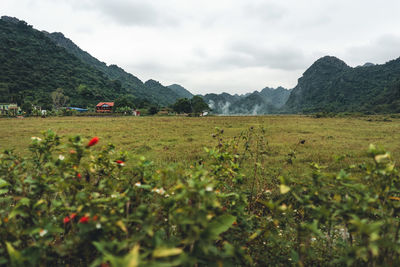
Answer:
3;0;400;94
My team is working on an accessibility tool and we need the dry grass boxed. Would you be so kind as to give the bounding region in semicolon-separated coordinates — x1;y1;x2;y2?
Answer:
1;115;400;173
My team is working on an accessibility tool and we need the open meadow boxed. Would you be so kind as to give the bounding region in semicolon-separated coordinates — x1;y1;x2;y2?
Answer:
1;115;400;170
2;115;400;266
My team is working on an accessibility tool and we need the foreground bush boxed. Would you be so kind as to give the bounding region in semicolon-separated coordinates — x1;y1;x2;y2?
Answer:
0;129;400;266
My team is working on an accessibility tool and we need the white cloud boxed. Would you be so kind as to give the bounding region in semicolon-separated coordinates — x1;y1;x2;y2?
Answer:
344;35;400;66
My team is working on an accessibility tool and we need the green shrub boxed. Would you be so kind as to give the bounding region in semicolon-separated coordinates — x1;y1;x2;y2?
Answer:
1;128;400;266
0;130;249;266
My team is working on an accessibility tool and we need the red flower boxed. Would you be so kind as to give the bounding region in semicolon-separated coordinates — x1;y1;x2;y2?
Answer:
116;160;125;166
69;213;77;220
63;216;70;224
79;216;89;224
77;173;82;179
87;137;99;147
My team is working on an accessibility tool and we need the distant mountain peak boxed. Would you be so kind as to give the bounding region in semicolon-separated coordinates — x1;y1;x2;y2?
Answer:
167;84;193;99
49;31;65;38
312;56;349;69
169;83;183;88
302;56;349;79
284;54;400;113
145;79;161;86
1;16;24;24
362;62;375;67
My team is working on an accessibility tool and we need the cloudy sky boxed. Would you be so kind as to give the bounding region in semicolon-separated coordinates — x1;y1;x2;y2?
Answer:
3;0;400;94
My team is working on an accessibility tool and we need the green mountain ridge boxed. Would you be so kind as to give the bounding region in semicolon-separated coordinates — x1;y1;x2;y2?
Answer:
167;84;194;99
44;32;187;106
284;55;400;113
2;15;400;114
0;16;123;107
0;15;193;109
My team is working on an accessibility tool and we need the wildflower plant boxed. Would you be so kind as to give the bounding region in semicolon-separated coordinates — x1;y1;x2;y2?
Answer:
1;129;400;266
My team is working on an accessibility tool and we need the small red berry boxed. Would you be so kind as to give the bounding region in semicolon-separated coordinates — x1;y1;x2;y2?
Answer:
87;137;99;147
116;160;125;166
79;216;89;224
77;173;82;179
63;216;70;224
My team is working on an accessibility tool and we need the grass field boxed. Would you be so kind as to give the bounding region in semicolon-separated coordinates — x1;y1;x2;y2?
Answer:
1;115;400;173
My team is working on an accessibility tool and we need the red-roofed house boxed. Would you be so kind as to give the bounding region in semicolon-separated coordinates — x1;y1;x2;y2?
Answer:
96;102;114;113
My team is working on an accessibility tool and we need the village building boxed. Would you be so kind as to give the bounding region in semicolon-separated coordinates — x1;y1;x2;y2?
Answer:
0;103;19;116
67;107;88;112
96;102;114;113
157;107;173;115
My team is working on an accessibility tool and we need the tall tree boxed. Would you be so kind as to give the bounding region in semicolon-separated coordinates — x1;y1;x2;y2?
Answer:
114;95;136;111
21;101;33;115
51;88;69;109
191;96;210;113
172;98;192;113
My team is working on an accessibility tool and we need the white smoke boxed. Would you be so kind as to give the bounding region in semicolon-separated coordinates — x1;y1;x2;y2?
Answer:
208;100;215;110
251;104;262;115
220;102;231;115
209;100;265;116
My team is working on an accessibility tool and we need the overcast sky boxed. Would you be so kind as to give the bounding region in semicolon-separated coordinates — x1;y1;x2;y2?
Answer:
3;0;400;94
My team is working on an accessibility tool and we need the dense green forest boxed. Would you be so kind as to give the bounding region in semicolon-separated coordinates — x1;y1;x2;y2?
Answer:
0;17;127;108
167;84;194;99
0;16;191;109
284;56;400;113
45;32;187;106
205;56;400;115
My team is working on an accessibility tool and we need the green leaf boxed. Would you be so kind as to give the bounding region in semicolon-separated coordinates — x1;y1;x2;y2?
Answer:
19;198;30;206
280;184;290;194
92;241;107;254
126;245;140;267
0;189;8;195
0;178;10;188
153;247;183;258
116;220;128;233
6;242;24;266
248;229;262;241
290;250;300;263
206;214;236;239
8;208;28;219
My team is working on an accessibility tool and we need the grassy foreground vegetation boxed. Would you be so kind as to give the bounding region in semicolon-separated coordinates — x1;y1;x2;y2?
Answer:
1;115;400;168
1;115;400;266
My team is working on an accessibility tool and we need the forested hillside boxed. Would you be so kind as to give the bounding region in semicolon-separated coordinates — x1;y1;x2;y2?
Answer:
167;84;194;99
45;32;187;106
2;15;399;113
284;56;400;113
0;16;126;108
0;16;193;108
